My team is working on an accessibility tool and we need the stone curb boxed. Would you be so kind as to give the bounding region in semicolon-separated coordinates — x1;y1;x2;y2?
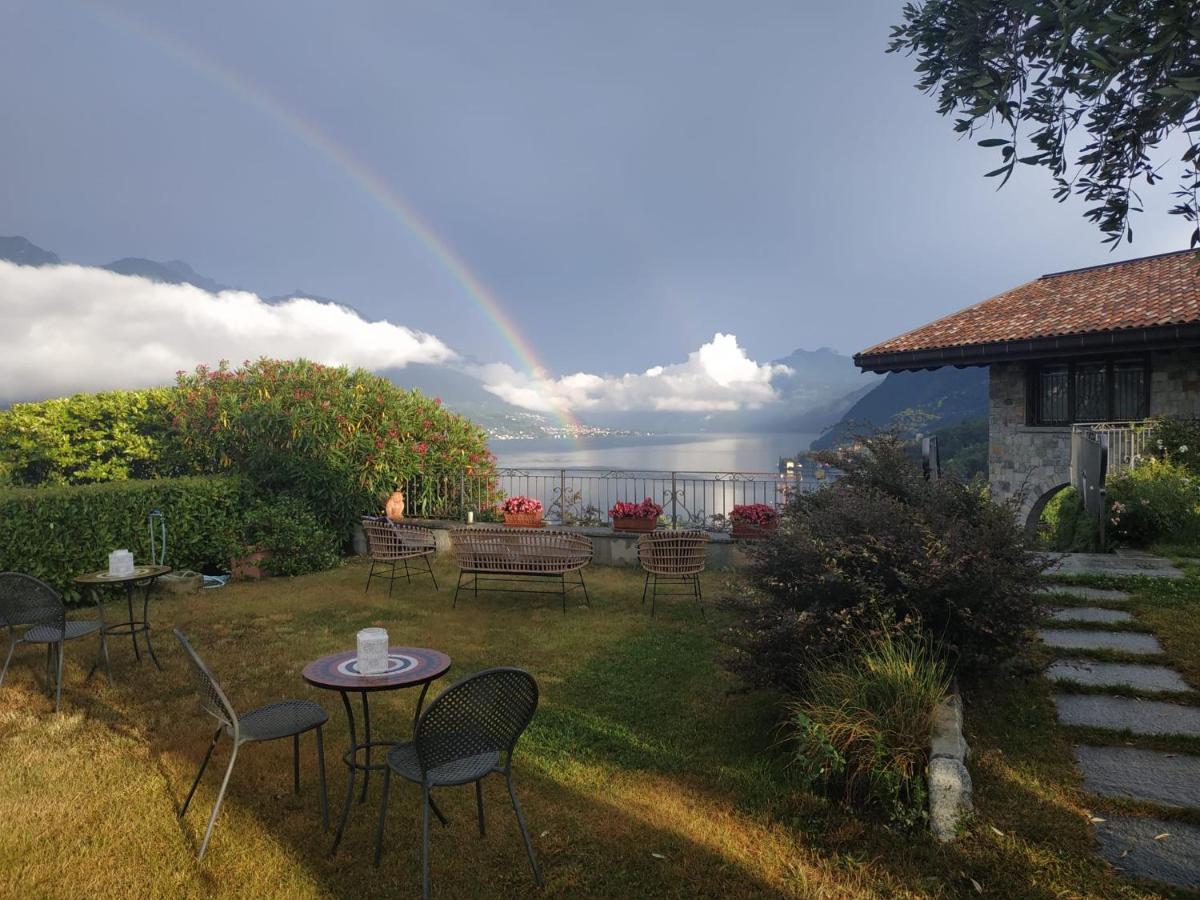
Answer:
929;692;972;842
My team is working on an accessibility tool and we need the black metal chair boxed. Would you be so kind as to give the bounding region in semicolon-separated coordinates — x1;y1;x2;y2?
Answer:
373;667;543;898
174;629;330;860
0;572;110;713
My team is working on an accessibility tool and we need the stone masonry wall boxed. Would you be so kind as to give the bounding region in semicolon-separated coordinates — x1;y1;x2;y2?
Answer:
989;349;1200;526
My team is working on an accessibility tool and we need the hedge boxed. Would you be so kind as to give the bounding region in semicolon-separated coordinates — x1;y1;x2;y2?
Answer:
0;475;247;602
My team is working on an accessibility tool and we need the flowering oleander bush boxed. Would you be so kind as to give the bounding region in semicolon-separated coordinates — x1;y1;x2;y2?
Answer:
609;498;663;520
502;496;543;515
730;503;779;528
170;359;494;539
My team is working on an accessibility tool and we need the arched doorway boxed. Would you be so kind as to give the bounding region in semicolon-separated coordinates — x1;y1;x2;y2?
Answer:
1024;481;1071;535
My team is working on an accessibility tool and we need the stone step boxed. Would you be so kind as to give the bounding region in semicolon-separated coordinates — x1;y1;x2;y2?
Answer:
1038;586;1133;603
1046;659;1191;694
1044;553;1183;579
1054;694;1200;737
1075;745;1200;809
1094;816;1200;890
1038;629;1163;655
1047;606;1134;625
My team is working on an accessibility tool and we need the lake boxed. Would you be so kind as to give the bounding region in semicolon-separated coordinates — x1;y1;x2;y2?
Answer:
491;431;820;473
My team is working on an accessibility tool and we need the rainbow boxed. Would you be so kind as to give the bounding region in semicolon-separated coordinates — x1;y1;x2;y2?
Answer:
77;0;579;431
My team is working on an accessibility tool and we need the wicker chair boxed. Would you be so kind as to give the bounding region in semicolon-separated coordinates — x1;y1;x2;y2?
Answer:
362;517;439;596
636;531;710;617
373;667;543;899
449;527;592;612
174;630;329;860
0;572;110;713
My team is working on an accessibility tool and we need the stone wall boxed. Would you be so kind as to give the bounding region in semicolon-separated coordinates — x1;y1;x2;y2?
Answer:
989;349;1200;526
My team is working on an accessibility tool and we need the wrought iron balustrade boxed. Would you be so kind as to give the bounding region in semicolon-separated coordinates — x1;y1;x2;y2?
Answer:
400;465;837;529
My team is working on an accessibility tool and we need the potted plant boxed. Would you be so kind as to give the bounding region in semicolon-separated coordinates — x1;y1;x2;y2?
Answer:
730;503;780;539
502;496;544;527
609;498;663;533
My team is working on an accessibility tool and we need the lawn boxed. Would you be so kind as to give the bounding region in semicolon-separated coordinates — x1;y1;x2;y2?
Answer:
0;557;1186;898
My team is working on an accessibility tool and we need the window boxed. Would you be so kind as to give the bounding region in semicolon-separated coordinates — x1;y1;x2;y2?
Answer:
1028;357;1148;425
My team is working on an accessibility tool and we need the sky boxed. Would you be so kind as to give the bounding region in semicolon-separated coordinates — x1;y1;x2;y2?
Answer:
0;0;1191;411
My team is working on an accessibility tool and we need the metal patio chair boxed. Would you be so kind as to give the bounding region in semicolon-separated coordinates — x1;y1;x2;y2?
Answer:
362;517;439;595
637;530;710;617
174;629;329;860
373;667;543;899
0;572;110;713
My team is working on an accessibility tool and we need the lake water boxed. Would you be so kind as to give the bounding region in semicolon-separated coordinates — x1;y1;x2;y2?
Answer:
491;432;820;473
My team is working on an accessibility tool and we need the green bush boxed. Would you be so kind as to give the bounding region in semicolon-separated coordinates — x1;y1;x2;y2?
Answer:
0;389;176;486
169;359;495;539
0;475;246;601
1039;487;1102;552
242;494;341;577
1107;457;1200;546
722;432;1045;692
787;630;950;827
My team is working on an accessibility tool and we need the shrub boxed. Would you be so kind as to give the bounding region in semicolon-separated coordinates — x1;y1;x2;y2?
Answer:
0;475;246;600
722;432;1045;692
0;389;176;486
169;359;494;539
1107;457;1200;546
242;494;341;577
787;630;950;826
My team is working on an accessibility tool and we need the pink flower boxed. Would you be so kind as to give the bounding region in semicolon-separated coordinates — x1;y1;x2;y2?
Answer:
731;503;780;527
502;496;543;514
609;498;663;520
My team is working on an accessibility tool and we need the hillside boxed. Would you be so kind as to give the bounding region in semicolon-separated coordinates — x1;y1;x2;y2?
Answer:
810;366;988;450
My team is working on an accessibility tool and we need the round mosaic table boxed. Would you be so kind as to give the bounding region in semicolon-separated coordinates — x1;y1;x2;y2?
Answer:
74;565;172;671
302;646;451;853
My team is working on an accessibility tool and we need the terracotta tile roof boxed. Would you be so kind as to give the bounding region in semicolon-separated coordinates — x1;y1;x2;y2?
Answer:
857;249;1200;366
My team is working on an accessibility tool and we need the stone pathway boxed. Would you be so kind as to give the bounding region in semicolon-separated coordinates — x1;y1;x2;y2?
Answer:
1036;570;1200;890
1043;553;1184;579
1037;629;1163;655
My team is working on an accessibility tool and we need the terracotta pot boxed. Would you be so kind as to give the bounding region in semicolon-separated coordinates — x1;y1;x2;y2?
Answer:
503;511;544;528
230;547;272;579
731;521;778;540
612;516;657;533
385;489;406;522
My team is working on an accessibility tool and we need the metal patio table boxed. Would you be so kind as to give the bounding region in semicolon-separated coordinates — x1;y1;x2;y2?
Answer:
302;645;451;853
74;565;172;671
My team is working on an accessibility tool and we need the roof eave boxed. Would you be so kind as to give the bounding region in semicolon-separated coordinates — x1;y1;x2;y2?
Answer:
854;323;1200;373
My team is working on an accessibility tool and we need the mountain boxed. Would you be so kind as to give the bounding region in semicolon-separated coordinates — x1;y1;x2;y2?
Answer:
810;366;988;450
102;257;228;293
0;236;60;266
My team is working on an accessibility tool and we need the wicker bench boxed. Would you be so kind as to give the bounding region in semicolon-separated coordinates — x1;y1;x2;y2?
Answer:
449;527;593;612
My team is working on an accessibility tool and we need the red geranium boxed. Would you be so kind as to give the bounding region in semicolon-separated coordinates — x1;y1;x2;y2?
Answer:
609;498;663;520
502;496;543;515
730;503;779;527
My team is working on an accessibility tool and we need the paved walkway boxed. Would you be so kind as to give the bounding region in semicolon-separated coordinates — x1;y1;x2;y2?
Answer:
1039;576;1200;891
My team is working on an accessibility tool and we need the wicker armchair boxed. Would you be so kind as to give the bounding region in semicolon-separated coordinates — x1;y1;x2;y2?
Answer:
636;530;710;617
362;517;439;595
449;527;592;612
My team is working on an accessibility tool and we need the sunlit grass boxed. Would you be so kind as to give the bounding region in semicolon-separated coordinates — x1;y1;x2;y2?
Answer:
0;557;1183;897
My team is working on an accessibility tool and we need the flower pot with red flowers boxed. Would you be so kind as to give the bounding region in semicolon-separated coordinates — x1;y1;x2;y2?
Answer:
730;503;780;539
502;496;544;527
609;498;663;532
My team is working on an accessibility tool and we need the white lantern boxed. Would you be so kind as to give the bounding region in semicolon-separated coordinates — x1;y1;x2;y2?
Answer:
108;549;134;577
356;628;389;675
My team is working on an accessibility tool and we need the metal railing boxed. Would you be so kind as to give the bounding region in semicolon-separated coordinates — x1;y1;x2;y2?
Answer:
400;465;838;529
1073;422;1155;476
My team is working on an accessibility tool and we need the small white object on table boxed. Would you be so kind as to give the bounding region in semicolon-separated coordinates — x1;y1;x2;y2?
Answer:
356;627;389;674
108;549;135;578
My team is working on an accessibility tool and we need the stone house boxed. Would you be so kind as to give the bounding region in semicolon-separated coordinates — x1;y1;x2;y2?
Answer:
854;249;1200;527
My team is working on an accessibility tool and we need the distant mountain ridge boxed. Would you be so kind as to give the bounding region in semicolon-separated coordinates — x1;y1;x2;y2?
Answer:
101;257;229;293
0;236;60;267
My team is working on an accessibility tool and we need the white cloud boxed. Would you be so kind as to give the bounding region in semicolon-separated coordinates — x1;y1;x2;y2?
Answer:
476;332;790;413
0;261;455;402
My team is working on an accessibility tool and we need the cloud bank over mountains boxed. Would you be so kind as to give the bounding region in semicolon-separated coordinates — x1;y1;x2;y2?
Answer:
0;260;791;415
475;333;791;413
